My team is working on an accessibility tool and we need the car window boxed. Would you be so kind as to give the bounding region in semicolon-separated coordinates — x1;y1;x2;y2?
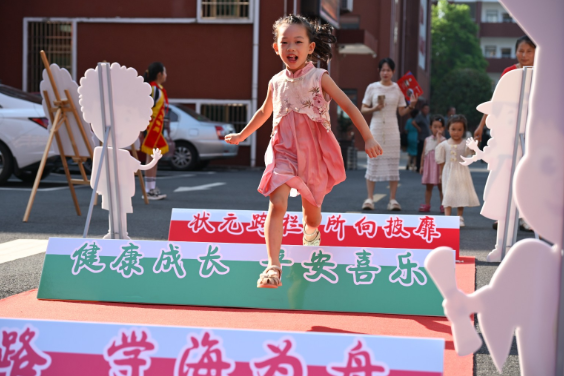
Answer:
167;107;179;122
0;84;42;104
175;104;213;122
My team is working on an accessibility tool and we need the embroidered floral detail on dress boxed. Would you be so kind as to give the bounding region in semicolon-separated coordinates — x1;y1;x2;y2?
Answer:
301;100;313;109
309;86;320;95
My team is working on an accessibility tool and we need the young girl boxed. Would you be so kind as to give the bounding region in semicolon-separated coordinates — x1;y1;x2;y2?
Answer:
405;109;420;170
419;116;445;213
141;62;169;200
435;115;480;227
225;15;382;288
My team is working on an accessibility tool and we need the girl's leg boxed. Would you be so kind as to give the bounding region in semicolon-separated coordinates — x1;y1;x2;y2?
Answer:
425;184;433;205
302;197;322;241
145;154;157;192
265;184;291;267
366;179;375;200
389;181;399;200
457;207;464;217
444;206;452;216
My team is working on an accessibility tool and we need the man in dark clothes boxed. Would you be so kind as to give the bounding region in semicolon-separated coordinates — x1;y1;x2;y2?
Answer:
414;104;431;172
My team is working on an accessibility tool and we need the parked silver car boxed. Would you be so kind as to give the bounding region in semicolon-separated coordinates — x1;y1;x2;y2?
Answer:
166;104;238;170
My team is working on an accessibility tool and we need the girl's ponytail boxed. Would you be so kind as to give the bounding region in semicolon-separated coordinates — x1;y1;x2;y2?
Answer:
144;61;165;83
272;14;337;63
310;19;337;62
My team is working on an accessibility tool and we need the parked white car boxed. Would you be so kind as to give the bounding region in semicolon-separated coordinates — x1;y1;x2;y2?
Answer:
0;85;240;185
166;104;239;170
0;84;57;185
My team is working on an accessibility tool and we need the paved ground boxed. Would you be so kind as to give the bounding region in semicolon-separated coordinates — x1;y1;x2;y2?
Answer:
0;151;531;375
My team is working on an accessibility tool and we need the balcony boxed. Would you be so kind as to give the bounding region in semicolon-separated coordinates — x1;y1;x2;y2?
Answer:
486;58;516;73
479;22;524;38
336;29;378;56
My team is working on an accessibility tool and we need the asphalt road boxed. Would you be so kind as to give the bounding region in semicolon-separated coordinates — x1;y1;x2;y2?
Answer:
0;152;532;375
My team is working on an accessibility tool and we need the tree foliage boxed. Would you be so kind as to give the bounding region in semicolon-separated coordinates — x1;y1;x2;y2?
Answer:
431;0;490;125
433;68;492;129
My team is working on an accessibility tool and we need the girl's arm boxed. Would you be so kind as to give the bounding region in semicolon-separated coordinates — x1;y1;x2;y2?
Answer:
439;163;444;183
225;86;274;145
322;74;382;158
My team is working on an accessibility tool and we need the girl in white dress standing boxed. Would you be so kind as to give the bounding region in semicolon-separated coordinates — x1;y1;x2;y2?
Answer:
435;115;480;226
361;58;417;211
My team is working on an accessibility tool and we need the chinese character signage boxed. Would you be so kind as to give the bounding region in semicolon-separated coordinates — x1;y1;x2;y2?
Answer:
0;319;445;376
169;210;460;259
38;238;453;316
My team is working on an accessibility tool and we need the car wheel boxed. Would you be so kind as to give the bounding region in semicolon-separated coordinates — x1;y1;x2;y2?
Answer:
14;167;52;183
0;143;14;185
171;141;198;171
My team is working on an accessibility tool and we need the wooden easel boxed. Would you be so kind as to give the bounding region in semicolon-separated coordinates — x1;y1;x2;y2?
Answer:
132;146;149;205
23;51;94;222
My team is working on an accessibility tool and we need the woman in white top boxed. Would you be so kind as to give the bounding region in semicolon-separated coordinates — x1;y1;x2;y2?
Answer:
360;58;416;211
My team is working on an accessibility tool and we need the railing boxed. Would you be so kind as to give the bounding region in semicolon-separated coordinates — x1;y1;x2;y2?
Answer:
201;0;250;19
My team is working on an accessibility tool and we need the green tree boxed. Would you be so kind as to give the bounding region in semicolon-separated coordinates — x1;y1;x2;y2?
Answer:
433;68;492;129
431;0;491;128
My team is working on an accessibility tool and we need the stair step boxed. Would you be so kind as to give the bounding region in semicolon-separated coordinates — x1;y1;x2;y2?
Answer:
38;238;454;316
169;209;460;258
0;317;445;375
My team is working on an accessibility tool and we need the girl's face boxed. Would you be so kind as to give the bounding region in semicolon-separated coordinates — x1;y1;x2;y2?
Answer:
431;121;444;137
449;122;465;142
379;63;394;82
516;41;535;67
273;24;315;72
156;67;167;84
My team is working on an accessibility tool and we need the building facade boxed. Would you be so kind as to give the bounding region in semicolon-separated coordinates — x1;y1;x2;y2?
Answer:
449;0;525;84
0;0;431;167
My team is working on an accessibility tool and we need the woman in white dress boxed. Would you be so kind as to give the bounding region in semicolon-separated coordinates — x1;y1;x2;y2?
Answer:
360;58;416;211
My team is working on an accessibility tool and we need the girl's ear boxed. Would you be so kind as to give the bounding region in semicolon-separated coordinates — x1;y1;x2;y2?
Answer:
272;42;280;55
308;41;316;55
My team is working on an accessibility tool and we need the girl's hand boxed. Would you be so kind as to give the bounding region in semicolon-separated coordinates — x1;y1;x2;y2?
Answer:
374;102;385;111
365;138;383;159
409;93;419;105
225;133;244;145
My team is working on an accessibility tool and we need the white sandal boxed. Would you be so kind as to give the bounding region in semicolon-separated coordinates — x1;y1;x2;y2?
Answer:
303;224;321;246
257;265;282;288
362;198;375;210
387;199;402;211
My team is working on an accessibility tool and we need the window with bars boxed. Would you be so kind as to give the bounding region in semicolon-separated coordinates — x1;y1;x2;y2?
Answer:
201;0;250;19
484;46;497;58
501;48;512;58
27;21;73;93
201;103;249;134
485;9;498;23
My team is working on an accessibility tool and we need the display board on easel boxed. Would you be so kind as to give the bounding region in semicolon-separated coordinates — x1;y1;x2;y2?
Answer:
23;52;149;223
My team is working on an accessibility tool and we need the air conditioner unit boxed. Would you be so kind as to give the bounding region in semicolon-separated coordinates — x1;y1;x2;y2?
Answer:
341;0;353;13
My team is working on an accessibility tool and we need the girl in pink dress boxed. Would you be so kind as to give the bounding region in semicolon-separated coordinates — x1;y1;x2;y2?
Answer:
419;116;445;213
225;15;383;289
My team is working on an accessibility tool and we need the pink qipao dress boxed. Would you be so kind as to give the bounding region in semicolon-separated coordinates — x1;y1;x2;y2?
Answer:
258;62;346;207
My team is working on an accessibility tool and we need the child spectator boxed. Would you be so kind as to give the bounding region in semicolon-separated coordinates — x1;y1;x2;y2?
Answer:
405;109;420;170
419;116;445;212
435;115;480;226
